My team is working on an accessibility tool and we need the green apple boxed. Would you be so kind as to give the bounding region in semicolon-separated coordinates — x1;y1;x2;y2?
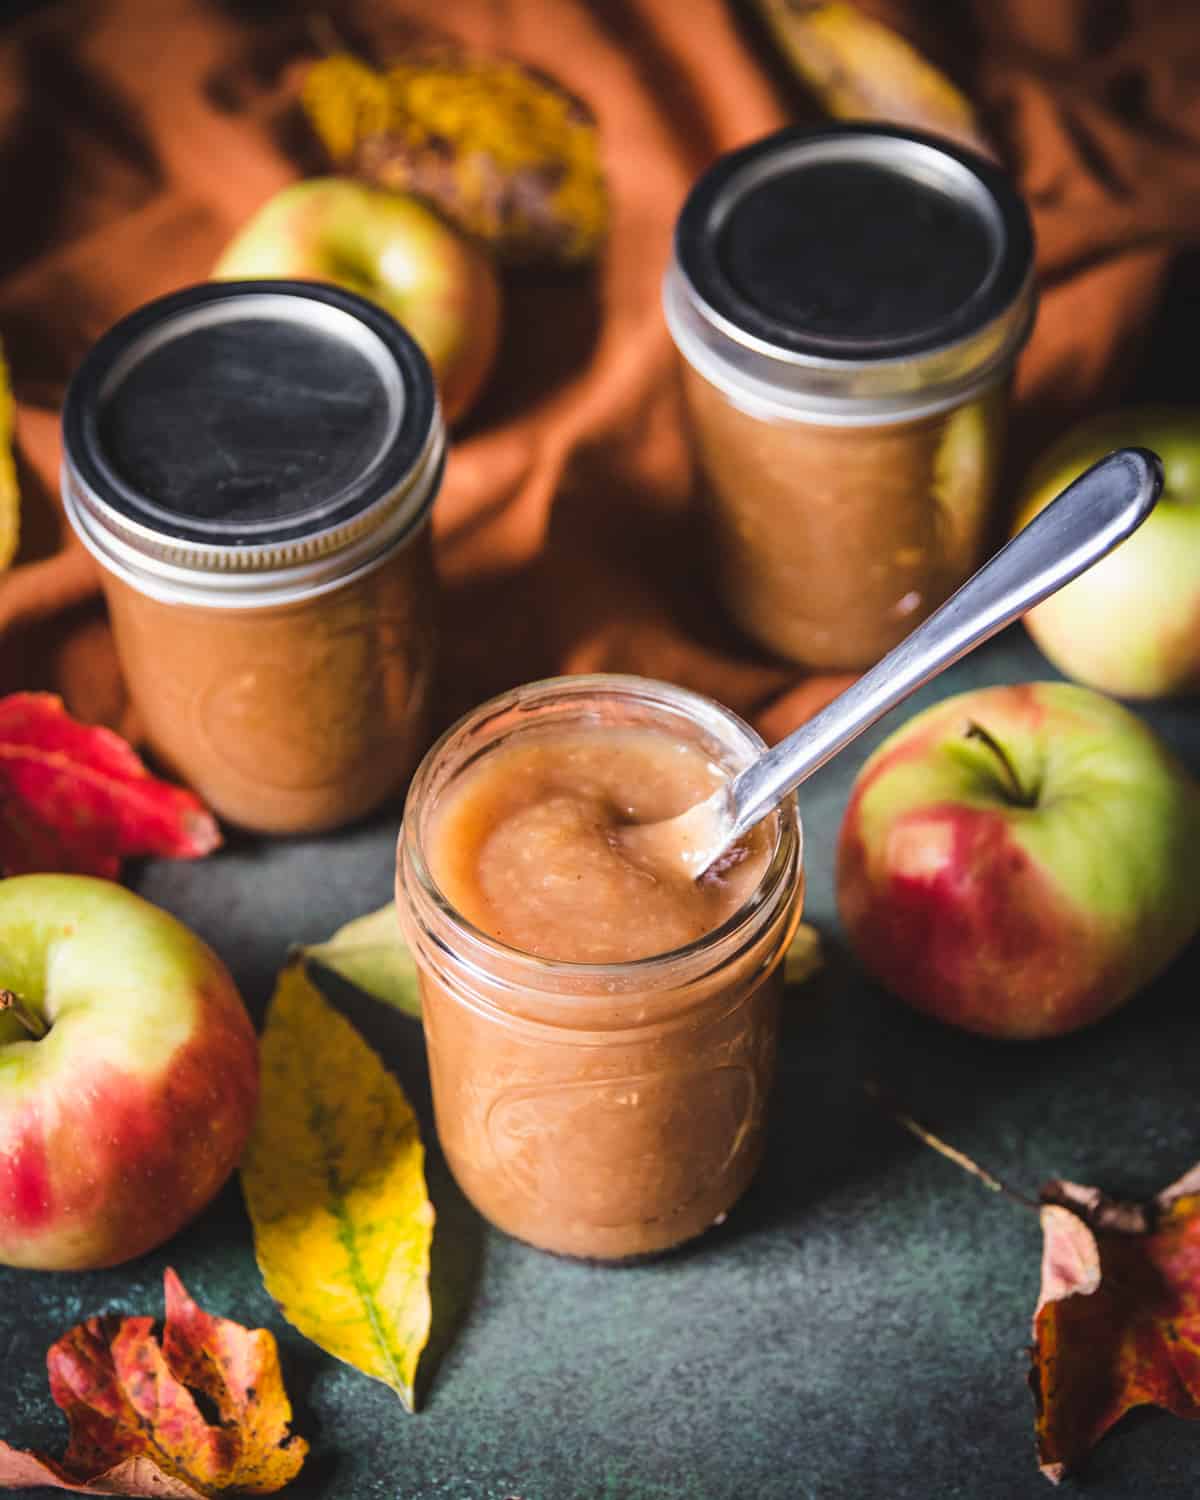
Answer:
1014;409;1200;697
836;682;1200;1039
0;876;258;1270
214;179;502;425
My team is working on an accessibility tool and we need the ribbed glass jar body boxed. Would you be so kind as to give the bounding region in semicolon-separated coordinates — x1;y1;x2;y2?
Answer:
100;523;436;833
679;367;1009;669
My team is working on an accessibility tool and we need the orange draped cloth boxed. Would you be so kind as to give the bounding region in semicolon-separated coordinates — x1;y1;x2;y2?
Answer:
2;0;1197;747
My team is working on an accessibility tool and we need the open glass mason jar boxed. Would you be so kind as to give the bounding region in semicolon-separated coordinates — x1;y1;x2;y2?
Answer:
666;123;1037;671
62;280;443;835
395;674;804;1261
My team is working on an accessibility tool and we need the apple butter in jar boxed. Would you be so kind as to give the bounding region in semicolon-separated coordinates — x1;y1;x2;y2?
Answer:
666;124;1037;670
395;675;804;1261
62;281;443;834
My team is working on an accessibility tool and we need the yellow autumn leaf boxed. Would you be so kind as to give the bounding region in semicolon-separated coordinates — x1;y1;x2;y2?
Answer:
240;962;434;1409
302;901;421;1019
932;391;1007;562
784;921;823;986
302;52;607;265
306;904;817;1008
752;0;992;157
0;343;19;571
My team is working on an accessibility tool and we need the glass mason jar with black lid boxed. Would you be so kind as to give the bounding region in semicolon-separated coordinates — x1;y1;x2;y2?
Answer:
666;123;1037;671
62;279;444;834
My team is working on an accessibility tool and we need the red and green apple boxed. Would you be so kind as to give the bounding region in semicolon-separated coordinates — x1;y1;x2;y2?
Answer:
1014;408;1200;698
213;178;502;425
0;875;258;1270
836;682;1200;1040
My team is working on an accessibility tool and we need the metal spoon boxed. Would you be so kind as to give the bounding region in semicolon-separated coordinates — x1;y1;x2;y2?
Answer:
620;447;1163;880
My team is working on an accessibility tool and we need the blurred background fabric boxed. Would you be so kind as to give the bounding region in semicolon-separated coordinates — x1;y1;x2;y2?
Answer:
1;0;1197;747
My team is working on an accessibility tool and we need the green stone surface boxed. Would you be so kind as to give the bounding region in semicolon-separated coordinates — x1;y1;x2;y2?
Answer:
3;625;1199;1498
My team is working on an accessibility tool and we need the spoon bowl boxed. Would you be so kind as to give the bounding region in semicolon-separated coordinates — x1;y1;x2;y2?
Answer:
619;447;1163;881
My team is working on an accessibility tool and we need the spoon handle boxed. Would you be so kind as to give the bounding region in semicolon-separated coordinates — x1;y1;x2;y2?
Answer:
725;446;1163;844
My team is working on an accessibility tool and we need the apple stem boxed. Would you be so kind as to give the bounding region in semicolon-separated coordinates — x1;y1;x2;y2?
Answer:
964;720;1037;807
864;1082;1039;1211
0;988;49;1041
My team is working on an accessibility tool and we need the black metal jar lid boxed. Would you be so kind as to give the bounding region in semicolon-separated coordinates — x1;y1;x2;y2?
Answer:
666;124;1036;424
62;280;444;606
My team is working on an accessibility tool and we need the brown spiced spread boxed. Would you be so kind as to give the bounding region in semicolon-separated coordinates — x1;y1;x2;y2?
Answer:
427;727;770;961
682;373;1006;669
401;707;799;1261
102;527;436;834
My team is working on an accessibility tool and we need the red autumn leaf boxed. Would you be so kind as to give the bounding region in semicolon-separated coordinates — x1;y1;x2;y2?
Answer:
0;1269;307;1497
870;1089;1200;1486
1031;1167;1200;1483
0;693;220;878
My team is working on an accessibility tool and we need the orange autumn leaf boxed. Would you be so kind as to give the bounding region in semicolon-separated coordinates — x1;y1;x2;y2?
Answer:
1031;1167;1200;1483
0;1269;306;1497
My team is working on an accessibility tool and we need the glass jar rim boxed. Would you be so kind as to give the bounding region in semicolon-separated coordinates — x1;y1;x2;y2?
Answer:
397;673;803;996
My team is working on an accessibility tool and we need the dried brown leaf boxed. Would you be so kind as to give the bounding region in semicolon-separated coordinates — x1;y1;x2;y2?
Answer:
303;52;607;264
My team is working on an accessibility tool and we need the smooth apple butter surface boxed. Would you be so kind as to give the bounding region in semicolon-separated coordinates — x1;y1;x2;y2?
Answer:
396;677;804;1262
427;728;770;962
